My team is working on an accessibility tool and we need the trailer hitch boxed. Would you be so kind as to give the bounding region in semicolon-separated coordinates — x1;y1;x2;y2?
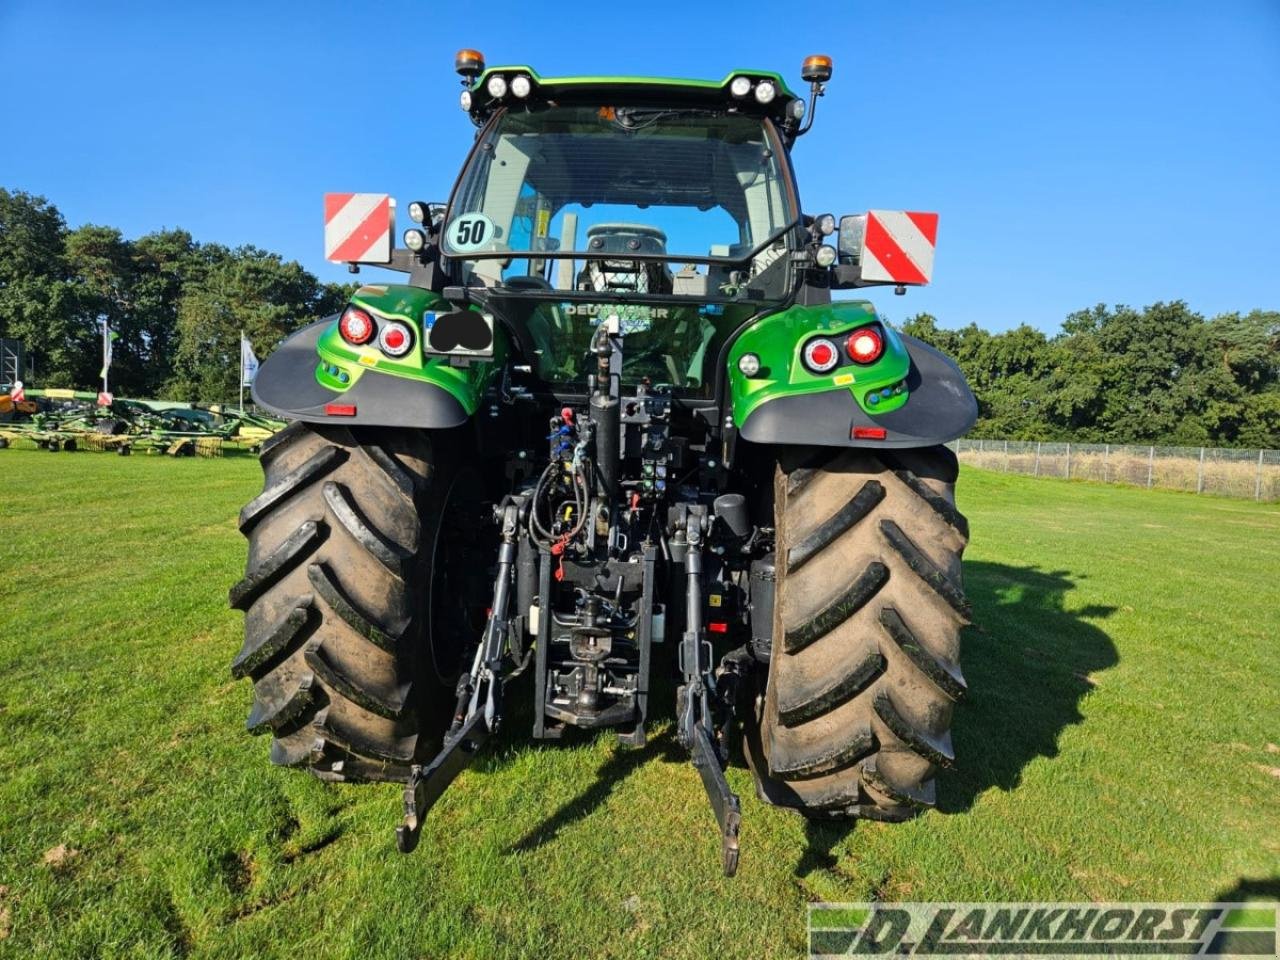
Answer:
674;504;742;876
396;499;523;854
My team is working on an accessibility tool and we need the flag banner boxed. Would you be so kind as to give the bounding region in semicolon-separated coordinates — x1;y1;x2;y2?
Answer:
241;335;260;385
100;327;119;379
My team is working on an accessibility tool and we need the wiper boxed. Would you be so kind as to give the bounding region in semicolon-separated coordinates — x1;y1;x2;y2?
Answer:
728;216;803;264
613;107;716;129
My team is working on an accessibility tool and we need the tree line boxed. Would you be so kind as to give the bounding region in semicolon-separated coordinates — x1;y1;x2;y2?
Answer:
901;306;1278;448
0;188;352;402
2;187;1276;447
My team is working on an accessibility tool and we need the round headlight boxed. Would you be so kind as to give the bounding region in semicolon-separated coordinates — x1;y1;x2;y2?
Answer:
816;214;836;236
815;244;838;267
729;76;752;98
403;229;426;252
486;74;508;99
754;80;777;104
802;337;840;374
737;353;762;377
788;98;806;121
510;74;532;98
378;321;414;358
459;89;473;111
407;201;427;224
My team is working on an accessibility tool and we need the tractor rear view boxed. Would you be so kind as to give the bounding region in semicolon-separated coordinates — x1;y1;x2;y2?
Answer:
231;51;976;875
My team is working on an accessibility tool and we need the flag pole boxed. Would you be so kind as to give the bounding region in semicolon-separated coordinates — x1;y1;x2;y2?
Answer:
102;319;109;396
239;330;245;414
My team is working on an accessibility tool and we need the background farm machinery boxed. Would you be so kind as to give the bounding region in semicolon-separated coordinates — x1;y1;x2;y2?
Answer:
0;388;283;456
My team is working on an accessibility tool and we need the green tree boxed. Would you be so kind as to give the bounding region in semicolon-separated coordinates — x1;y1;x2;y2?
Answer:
166;248;347;402
0;189;91;387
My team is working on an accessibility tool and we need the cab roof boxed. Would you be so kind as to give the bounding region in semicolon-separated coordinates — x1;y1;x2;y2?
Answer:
464;66;801;125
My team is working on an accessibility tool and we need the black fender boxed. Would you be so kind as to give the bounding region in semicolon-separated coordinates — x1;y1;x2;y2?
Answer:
251;318;469;428
738;334;977;449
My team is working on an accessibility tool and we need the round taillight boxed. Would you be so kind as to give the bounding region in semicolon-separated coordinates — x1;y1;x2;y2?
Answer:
339;307;375;345
802;337;840;374
847;327;884;364
378;321;413;358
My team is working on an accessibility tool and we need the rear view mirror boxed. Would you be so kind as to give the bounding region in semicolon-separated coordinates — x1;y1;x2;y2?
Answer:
837;214;866;264
834;210;938;288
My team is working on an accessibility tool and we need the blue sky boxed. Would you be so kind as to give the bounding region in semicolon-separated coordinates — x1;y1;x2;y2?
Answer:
1;0;1277;333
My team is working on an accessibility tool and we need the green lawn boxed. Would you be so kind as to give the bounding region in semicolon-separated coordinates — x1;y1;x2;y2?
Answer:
0;449;1277;959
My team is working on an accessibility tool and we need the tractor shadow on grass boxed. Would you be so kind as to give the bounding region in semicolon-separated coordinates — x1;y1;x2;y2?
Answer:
502;563;1118;862
1213;876;1280;902
502;672;687;855
793;562;1118;882
937;561;1119;813
506;730;687;854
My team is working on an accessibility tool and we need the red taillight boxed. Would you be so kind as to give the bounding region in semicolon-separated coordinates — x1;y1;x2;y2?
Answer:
339;307;375;345
378;321;413;358
852;426;887;440
847;327;884;364
802;336;840;374
708;621;729;634
325;403;357;417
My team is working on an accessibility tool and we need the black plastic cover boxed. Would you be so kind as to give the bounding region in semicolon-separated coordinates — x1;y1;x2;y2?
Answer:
738;334;977;449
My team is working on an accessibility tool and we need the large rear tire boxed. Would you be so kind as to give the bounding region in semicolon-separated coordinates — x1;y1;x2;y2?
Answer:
745;446;970;820
229;422;478;782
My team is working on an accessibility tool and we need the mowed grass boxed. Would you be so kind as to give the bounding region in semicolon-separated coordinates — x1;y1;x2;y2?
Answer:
0;448;1277;959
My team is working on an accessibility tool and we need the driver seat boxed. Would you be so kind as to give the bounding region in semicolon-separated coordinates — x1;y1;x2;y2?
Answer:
576;223;673;295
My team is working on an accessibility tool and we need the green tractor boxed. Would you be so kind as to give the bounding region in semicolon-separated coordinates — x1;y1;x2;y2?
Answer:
231;52;976;875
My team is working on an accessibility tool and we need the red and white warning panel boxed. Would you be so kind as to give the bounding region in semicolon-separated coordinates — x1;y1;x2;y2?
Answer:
324;193;394;264
859;210;938;285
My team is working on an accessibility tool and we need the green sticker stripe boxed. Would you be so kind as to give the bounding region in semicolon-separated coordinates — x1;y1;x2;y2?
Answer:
1223;908;1276;929
808;907;869;929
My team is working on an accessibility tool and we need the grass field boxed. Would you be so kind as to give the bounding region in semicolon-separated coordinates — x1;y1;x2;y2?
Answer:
1;448;1277;959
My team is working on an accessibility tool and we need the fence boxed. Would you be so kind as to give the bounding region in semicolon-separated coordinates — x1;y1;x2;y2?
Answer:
949;439;1280;502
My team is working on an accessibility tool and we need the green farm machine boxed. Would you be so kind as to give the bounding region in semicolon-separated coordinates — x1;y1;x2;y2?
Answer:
231;52;976;874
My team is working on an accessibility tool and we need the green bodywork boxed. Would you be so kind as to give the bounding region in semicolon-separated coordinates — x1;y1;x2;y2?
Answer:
727;301;911;426
316;286;910;426
315;285;504;416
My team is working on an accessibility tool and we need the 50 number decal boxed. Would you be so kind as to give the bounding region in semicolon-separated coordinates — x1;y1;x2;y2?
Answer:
447;213;496;252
